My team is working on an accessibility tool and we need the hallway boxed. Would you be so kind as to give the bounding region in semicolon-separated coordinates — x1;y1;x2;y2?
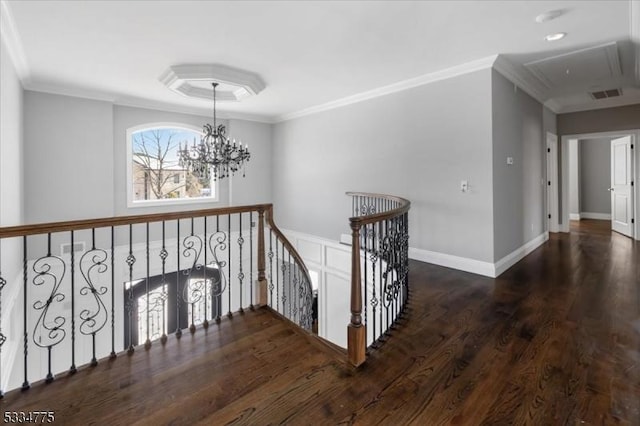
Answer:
2;222;639;424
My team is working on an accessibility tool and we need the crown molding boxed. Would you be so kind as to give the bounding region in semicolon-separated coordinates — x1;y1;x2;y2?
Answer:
23;82;275;123
0;0;29;81
116;96;275;124
275;54;498;122
493;55;549;106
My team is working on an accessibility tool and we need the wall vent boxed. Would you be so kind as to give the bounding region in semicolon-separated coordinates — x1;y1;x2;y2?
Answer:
589;88;622;100
61;242;86;256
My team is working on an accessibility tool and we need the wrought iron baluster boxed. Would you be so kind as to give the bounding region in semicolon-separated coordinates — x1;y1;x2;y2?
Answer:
268;231;274;307
70;231;76;372
208;215;227;324
175;220;182;338
238;213;244;314
145;223;151;348
203;217;209;328
227;214;232;318
378;220;385;342
249;211;254;310
281;241;286;316
275;236;279;313
182;217;204;334
79;228;109;366
160;221;168;344
0;243;5;397
288;252;292;320
22;236;29;390
364;223;368;344
110;226;116;358
126;225;136;352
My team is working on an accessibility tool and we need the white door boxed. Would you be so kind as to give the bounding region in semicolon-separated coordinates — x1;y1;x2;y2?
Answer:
610;136;634;237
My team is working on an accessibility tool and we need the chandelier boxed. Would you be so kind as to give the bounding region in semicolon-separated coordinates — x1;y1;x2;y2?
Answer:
179;82;250;181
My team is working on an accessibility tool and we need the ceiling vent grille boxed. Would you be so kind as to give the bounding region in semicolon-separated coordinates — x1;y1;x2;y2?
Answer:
589;88;622;100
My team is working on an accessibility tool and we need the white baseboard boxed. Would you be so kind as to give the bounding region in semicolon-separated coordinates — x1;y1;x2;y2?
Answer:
580;212;611;220
288;229;549;279
569;213;581;220
408;247;495;277
493;232;549;277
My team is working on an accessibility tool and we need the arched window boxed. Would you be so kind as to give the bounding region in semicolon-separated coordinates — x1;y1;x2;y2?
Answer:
126;124;217;207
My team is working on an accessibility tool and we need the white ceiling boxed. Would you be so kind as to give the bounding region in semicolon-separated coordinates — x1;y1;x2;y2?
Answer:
2;0;639;122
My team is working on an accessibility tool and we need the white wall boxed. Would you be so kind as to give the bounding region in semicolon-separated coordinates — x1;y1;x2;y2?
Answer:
273;68;495;264
491;70;545;261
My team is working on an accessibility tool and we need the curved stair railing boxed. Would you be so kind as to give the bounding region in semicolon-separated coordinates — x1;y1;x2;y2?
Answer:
346;192;411;366
0;203;313;394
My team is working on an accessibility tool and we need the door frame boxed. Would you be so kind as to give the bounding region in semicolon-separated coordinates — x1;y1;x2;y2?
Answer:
546;133;559;233
560;129;640;239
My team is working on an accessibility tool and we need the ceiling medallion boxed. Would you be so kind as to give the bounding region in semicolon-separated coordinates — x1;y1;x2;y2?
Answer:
159;64;266;102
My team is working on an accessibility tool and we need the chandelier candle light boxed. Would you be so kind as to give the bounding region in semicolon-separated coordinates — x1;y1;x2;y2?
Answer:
179;82;250;181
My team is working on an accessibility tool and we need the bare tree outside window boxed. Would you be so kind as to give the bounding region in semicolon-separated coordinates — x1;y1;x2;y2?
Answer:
130;127;214;203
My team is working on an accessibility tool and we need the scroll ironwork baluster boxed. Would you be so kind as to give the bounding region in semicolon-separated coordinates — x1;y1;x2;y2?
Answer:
79;228;108;366
281;241;286;316
288;252;292;320
32;233;67;382
182;217;203;334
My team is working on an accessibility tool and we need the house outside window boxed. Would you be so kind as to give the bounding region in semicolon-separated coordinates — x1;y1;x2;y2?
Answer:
127;123;217;207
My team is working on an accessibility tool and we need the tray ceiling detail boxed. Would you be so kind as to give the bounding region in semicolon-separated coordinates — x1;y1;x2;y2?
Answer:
159;64;266;102
524;42;622;89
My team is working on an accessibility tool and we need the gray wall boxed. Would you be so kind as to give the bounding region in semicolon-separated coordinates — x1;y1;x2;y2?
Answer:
21;94;272;224
569;139;580;215
227;119;273;206
273;68;495;262
0;36;24;283
579;138;610;215
491;70;545;260
24;91;114;223
558;104;640;136
1;38;24;227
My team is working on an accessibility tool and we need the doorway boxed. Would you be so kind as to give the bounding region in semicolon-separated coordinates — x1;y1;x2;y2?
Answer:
560;130;639;239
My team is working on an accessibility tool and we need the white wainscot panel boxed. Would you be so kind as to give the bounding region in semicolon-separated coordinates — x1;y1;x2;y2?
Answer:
296;238;323;265
325;245;351;275
322;271;350;349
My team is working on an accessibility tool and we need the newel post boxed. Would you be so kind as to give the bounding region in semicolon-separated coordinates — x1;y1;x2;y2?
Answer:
348;221;366;367
257;207;268;306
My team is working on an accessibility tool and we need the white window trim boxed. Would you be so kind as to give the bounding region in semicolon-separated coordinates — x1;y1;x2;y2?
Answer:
126;122;219;208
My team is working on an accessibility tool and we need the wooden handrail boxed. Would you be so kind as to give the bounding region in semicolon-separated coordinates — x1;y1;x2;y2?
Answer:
347;192;410;226
264;206;313;292
0;204;272;238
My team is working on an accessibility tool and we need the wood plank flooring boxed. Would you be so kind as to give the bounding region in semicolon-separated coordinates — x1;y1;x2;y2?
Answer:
2;219;639;425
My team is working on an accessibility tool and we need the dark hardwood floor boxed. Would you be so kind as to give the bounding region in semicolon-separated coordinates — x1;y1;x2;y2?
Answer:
2;219;639;425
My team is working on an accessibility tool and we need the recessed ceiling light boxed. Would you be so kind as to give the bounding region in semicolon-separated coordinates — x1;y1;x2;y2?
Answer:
544;32;566;42
535;10;564;23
